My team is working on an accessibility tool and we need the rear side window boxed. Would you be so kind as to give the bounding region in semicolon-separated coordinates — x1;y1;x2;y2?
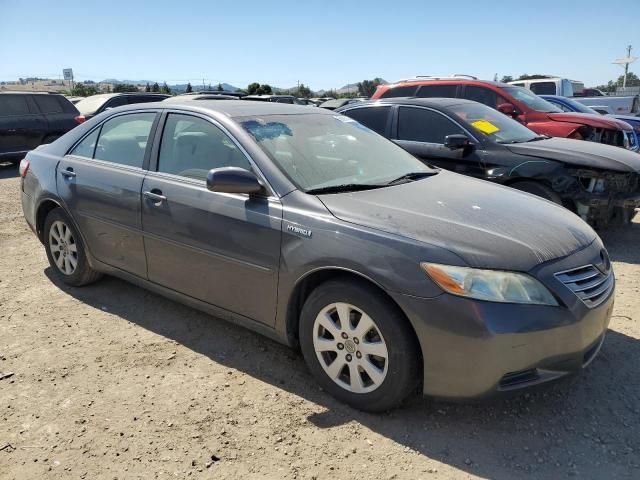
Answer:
343;106;391;135
381;85;418;98
416;85;457;98
397;107;463;143
33;95;63;114
93;113;156;168
530;82;556;95
158;113;252;180
0;95;30;116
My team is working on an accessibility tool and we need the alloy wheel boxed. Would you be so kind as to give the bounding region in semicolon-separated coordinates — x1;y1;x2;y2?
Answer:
313;302;389;393
49;220;78;275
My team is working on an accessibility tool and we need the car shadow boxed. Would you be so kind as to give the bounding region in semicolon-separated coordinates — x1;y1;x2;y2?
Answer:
44;267;639;479
0;161;19;179
599;219;640;264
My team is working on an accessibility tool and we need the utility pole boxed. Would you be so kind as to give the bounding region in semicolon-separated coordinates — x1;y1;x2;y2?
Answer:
297;80;300;96
623;45;632;88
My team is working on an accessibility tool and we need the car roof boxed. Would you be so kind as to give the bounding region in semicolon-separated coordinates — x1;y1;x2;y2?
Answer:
390;78;507;88
138;99;334;117
339;97;479;109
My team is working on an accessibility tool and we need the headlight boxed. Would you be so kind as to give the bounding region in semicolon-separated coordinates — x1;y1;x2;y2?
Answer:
421;263;558;306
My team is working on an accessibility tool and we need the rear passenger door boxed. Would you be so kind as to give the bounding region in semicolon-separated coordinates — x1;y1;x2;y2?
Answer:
392;106;484;176
58;110;159;278
141;112;282;326
0;94;46;156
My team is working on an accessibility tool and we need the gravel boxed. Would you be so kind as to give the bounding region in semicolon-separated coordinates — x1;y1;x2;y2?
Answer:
1;163;638;479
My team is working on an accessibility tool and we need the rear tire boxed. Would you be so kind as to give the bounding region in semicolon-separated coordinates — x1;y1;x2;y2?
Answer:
44;208;102;286
512;181;563;205
299;279;420;412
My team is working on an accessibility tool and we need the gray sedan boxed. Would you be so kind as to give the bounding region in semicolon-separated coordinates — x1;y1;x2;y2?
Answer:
20;100;614;411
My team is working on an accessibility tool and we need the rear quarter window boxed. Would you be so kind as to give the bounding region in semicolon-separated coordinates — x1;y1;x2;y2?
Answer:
381;85;418;98
342;106;391;135
33;95;64;114
0;95;30;116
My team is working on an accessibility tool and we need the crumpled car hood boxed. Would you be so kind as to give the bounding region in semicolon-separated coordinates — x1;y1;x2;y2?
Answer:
547;112;632;130
506;137;640;173
320;171;597;272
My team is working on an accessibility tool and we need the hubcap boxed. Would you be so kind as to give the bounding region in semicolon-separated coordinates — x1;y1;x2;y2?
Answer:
313;302;389;394
49;220;78;275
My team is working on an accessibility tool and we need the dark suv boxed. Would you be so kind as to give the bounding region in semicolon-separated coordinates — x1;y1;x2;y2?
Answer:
0;92;81;163
74;93;169;121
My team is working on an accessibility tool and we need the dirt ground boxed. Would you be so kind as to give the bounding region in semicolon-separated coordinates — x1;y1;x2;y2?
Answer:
1;162;639;480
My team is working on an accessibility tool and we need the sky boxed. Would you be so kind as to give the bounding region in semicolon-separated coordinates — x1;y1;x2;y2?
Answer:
0;0;638;91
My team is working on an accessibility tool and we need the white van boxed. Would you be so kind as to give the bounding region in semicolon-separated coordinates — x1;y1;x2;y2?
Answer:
508;77;584;97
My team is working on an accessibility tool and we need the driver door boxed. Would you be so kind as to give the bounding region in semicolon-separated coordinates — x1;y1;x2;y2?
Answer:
141;112;282;326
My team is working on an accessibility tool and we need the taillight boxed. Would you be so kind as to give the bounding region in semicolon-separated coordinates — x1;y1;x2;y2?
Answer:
19;158;30;178
74;115;86;124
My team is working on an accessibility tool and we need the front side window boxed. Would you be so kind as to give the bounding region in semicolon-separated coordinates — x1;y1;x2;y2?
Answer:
397;107;463;143
158;114;252;180
70;128;100;158
94;113;156;167
463;86;500;107
501;86;562;113
239;113;433;192
343;106;391;135
449;102;539;144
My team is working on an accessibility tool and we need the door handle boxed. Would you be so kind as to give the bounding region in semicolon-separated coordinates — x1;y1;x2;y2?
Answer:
143;190;167;203
60;168;76;178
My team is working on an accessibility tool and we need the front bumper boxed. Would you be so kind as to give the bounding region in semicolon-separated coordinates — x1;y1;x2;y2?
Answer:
391;242;614;399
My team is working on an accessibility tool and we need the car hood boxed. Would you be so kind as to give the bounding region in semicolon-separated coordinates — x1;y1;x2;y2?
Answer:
546;112;632;130
319;171;597;272
505;137;640;172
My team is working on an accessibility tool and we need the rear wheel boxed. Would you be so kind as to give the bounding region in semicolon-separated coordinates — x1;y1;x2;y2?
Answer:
299;280;420;412
512;181;563;205
44;208;102;286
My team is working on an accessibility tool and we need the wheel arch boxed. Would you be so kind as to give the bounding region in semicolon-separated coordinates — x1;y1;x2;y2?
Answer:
285;268;423;368
35;198;64;244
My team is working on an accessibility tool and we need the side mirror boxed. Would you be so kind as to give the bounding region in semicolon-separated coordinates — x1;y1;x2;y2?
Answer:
206;167;265;195
444;134;472;150
497;102;520;118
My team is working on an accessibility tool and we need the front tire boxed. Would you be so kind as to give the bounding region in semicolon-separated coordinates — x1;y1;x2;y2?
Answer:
44;208;102;286
299;280;420;412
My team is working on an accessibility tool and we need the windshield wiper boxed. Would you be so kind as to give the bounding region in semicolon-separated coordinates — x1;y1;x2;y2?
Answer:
385;171;438;186
305;183;385;195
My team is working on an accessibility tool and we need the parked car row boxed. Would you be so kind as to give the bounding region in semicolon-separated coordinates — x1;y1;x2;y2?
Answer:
20;99;615;411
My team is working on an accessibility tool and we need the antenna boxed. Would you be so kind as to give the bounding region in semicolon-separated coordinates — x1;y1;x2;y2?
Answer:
612;45;637;88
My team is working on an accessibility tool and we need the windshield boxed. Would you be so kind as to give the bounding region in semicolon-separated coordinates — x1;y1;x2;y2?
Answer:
75;95;111;115
450;102;540;144
502;87;563;113
239;113;434;192
550;96;599;115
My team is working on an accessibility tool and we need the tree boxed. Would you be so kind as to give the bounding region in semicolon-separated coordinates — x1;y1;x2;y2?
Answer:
152;82;160;93
247;82;272;95
357;78;383;97
297;83;311;98
70;83;98;97
499;75;513;83
247;82;260;94
186;82;193;93
216;83;224;91
112;83;138;93
145;82;151;92
516;74;550;80
616;72;640;87
161;82;171;94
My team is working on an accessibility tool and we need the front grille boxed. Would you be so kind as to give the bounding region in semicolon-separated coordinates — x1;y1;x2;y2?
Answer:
555;265;614;308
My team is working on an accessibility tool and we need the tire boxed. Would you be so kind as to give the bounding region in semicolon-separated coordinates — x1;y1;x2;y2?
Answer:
511;181;563;205
299;280;420;412
44;208;102;286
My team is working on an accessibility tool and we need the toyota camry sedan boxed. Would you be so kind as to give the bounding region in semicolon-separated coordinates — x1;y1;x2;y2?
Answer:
20;100;614;411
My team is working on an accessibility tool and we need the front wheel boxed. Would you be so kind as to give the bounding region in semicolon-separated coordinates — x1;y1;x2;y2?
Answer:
299;280;420;412
44;208;102;286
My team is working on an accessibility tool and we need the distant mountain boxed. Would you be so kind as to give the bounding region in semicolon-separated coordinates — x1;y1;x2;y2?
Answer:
99;79;241;93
